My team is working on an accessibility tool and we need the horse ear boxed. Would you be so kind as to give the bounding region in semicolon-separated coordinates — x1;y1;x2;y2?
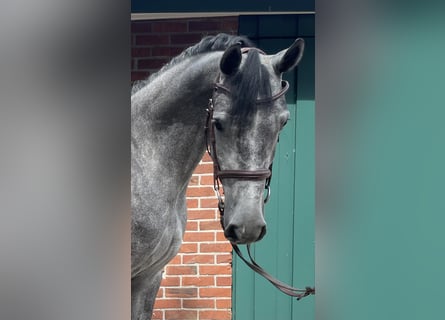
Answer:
273;38;305;74
220;44;242;75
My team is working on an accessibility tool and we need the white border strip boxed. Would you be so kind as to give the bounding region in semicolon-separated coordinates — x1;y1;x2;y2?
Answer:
131;11;315;21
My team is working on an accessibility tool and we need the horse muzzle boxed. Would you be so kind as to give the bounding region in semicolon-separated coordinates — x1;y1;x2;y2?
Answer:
224;220;267;244
221;190;267;244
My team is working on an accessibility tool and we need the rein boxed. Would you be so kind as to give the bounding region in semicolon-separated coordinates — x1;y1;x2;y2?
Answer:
232;245;315;300
204;49;315;300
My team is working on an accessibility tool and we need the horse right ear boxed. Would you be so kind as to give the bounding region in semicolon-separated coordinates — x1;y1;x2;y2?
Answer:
220;44;242;75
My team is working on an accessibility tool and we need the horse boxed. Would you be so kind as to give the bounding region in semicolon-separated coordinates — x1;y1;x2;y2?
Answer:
131;33;304;320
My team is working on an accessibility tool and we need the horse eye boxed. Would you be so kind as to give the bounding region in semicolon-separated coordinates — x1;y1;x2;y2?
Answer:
280;111;291;128
281;118;289;128
213;119;223;131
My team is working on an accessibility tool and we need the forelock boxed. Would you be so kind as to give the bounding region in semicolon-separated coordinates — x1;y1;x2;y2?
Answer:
228;50;272;121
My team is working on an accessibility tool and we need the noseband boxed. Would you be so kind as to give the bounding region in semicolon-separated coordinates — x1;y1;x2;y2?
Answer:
203;47;315;300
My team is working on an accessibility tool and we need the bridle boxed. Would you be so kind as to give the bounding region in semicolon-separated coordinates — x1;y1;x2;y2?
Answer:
205;81;289;212
205;48;285;212
204;47;315;300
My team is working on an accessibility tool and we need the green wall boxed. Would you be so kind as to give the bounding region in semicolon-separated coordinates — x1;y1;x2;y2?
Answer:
232;14;315;320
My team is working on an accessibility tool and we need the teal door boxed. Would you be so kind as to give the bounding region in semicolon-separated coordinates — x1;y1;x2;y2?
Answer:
233;14;315;319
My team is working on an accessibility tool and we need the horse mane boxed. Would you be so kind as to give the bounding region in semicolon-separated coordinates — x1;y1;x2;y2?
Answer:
131;33;255;95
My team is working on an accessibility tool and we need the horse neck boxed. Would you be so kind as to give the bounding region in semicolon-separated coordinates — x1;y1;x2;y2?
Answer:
132;52;222;190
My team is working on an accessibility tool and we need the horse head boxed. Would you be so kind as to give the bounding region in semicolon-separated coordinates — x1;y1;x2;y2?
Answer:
207;38;305;244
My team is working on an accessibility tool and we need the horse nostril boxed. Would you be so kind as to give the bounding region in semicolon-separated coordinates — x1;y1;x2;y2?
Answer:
257;225;267;241
224;224;239;242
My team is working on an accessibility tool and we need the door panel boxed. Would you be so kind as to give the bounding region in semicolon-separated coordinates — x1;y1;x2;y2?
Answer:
233;14;315;320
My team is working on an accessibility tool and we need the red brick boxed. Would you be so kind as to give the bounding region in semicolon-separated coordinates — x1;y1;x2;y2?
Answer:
221;18;239;32
131;21;152;33
216;231;228;241
161;276;180;287
132;47;152;57
131;71;150;82
168;255;181;264
153;298;181;309
193;163;214;174
200;220;223;231
150;46;172;57
183;231;214;242
170;33;203;45
186;186;215;197
165;310;197;320
216;276;232;286
182;275;215;286
136;34;170;46
200;198;219;209
189;20;221;31
200;243;232;253
156;287;164;298
179;243;197;253
170;46;187;56
200;174;215;186
201;152;213;162
200;287;231;298
151;310;163;320
187;209;216;220
138;58;168;70
152;21;188;33
183;298;215;309
216;253;232;264
165;265;197;275
186;198;198;208
188;175;199;186
216;298;232;308
199;310;232;320
185;221;198;231
200;265;231;275
183;254;214;264
165;287;198;298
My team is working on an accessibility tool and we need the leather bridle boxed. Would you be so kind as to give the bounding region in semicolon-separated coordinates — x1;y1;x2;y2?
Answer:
204;82;288;212
204;47;315;300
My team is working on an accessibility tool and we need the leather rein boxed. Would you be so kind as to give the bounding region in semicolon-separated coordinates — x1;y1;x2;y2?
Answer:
204;47;315;300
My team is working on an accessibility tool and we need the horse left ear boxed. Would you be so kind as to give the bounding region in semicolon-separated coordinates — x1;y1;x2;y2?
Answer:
220;44;242;75
273;38;305;74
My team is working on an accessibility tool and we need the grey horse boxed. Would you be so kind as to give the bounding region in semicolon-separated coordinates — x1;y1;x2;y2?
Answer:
131;33;304;320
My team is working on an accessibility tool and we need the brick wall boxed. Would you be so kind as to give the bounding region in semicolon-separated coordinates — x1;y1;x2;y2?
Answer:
131;17;239;320
131;17;239;83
